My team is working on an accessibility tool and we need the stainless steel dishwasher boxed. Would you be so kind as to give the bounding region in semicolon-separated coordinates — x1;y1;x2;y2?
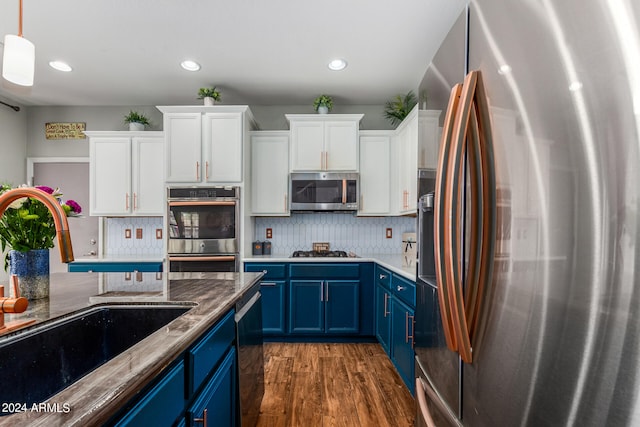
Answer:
235;281;264;426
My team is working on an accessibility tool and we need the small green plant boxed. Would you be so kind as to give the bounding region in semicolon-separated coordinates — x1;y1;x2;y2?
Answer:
123;110;150;126
313;94;333;112
197;86;221;101
383;90;418;127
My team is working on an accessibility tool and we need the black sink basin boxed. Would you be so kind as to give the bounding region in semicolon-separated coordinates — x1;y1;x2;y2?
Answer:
0;304;193;408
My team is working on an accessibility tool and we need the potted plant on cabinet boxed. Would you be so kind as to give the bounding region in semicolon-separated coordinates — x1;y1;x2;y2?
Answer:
383;90;417;127
198;86;221;105
124;110;151;131
313;94;333;114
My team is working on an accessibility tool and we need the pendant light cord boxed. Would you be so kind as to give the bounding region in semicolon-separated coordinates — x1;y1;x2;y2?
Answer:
18;0;24;37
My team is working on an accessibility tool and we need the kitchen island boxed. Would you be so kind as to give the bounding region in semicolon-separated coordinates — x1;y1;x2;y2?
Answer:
0;271;263;426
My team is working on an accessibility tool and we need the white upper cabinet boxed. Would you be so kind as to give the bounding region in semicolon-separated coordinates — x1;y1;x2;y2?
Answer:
163;112;202;182
418;110;441;170
203;112;243;182
250;131;290;216
87;131;164;216
286;114;363;171
358;131;392;216
157;106;255;184
391;108;442;215
132;136;165;215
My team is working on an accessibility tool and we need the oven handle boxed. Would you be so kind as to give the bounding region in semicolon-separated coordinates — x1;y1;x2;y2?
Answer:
168;255;236;262
168;201;236;207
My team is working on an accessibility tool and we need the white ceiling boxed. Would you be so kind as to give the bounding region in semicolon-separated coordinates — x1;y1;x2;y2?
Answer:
0;0;466;107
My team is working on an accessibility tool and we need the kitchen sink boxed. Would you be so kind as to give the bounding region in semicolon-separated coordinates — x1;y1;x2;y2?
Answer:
0;304;194;408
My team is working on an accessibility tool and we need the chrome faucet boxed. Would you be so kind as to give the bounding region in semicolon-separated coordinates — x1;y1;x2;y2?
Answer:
0;187;75;263
0;187;75;334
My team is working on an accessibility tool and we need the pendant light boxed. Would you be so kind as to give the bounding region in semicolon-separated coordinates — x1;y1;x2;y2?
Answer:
2;0;35;86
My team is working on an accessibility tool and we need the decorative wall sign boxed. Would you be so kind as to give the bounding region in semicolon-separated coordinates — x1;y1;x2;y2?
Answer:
45;122;87;140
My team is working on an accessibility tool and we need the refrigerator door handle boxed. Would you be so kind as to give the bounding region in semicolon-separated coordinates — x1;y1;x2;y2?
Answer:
434;83;463;353
444;70;497;364
415;378;437;427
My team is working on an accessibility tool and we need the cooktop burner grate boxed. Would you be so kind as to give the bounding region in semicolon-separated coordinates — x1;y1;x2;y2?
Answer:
291;250;349;258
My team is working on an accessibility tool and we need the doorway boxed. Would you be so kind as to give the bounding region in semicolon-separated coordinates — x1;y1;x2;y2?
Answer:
28;158;99;273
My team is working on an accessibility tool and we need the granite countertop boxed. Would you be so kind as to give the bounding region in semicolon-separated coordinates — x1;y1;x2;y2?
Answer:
243;253;417;281
1;271;263;426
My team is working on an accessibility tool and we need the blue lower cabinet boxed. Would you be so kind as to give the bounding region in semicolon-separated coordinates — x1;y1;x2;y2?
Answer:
260;280;286;335
375;283;391;354
114;361;185;427
390;296;415;394
244;263;287;336
289;280;324;333
289;280;359;334
185;347;237;427
111;309;237;426
325;280;359;334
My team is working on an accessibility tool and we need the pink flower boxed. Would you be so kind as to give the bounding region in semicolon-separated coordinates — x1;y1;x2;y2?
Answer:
35;186;55;194
65;200;82;214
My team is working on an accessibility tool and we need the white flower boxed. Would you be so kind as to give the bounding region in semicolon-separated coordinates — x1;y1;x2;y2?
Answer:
8;197;27;209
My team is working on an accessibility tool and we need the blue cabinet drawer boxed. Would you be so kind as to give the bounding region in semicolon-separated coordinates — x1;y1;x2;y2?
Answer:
186;310;235;397
289;263;360;279
244;263;286;279
392;274;415;307
114;360;185;426
375;265;392;290
186;348;237;427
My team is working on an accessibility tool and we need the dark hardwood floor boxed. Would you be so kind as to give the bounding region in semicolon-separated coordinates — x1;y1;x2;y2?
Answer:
257;342;415;427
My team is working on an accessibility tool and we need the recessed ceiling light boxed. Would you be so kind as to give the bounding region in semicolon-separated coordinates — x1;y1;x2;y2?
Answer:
328;58;347;71
49;61;72;72
181;60;201;71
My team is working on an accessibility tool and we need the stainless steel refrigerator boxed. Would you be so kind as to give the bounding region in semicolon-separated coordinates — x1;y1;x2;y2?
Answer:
415;1;640;426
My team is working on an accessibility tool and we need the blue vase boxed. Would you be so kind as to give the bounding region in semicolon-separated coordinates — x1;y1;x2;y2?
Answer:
9;249;50;300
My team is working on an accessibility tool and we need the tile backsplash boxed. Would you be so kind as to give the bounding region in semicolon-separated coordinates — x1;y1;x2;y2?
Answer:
105;217;164;256
255;213;416;256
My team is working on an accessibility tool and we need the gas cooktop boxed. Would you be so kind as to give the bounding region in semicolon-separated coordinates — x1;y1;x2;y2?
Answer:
291;250;351;258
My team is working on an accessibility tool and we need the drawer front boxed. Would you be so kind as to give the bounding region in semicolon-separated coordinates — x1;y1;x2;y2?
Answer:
187;310;236;397
186;347;236;427
289;263;360;279
393;274;416;307
115;360;185;426
244;263;286;279
375;265;392;290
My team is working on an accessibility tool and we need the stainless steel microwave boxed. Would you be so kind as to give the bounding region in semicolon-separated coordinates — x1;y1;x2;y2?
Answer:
289;172;359;211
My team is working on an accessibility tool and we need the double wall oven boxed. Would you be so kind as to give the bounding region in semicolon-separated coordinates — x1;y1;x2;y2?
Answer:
167;187;240;272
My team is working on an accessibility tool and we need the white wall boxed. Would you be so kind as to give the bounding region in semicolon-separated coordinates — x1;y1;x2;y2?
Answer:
27;106;163;157
0;98;27;283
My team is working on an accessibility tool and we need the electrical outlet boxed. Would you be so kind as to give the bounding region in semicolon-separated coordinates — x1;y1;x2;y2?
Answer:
155;229;163;239
125;229;131;239
136;228;143;239
386;228;393;239
266;228;273;239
